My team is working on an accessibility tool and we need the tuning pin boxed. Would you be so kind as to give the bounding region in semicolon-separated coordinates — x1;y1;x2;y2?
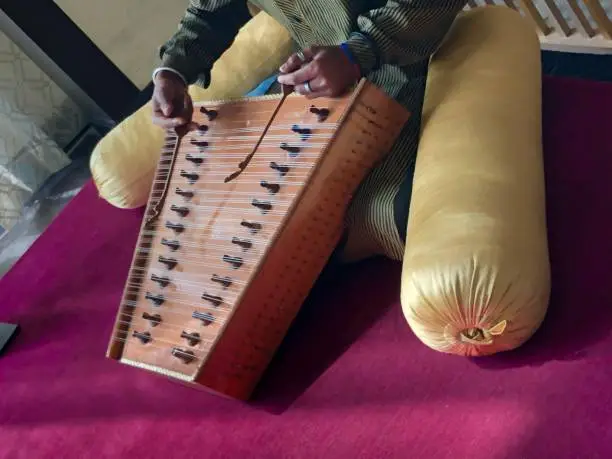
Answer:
291;124;312;141
161;238;180;251
133;331;152;344
165;222;185;234
211;274;232;288
231;237;252;251
145;292;165;306
186;154;204;165
190;139;208;149
269;162;289;176
240;221;262;234
181;331;201;346
260;181;280;194
142;312;162;327
175;188;194;200
251;199;272;213
309;106;330;122
201;292;223;307
280;143;300;157
170;205;190;218
223;255;244;269
151;274;170;288
171;347;196;364
200;106;218;121
180;170;199;184
192;311;214;326
158;256;178;270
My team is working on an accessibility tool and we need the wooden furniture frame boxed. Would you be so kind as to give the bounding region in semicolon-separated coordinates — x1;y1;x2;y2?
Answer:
467;1;612;53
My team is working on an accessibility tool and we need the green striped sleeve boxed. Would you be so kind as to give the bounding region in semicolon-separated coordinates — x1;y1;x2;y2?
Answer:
346;0;467;75
158;0;251;86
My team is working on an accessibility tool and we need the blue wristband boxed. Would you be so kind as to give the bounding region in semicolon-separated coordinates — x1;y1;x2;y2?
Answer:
339;42;361;78
339;42;357;65
350;31;382;70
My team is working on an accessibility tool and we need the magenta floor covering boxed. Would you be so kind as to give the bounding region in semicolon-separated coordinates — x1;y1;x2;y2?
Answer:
1;76;612;459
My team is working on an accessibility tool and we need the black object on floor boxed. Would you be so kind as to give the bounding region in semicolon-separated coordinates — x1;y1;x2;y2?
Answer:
542;50;612;82
0;323;19;355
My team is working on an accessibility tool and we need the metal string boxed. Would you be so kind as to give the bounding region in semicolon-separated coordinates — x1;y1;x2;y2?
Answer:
115;99;325;356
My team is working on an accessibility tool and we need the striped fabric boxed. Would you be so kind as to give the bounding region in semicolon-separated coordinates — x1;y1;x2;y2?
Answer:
158;0;467;262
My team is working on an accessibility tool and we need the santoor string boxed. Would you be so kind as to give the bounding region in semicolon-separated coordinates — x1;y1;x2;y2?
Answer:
154;199;294;208
185;127;339;135
150;163;316;171
137;225;280;238
183;134;336;141
126;273;248;288
128;256;256;273
121;297;232;317
224;86;294;183
122;294;239;316
111;334;205;361
150;189;305;198
119;299;234;323
119;301;232;328
142;230;271;244
134;243;264;256
119;93;333;357
115;319;220;341
155;152;327;159
163;142;328;151
156;108;331;124
132;242;266;258
150;178;308;186
163;123;340;137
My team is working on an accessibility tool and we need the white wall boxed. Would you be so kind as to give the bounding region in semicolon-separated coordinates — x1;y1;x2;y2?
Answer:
54;0;190;89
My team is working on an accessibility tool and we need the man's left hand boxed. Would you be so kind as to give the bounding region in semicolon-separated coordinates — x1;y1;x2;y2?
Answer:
277;46;360;99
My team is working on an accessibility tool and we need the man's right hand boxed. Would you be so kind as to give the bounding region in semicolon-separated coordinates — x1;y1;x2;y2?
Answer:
151;70;194;128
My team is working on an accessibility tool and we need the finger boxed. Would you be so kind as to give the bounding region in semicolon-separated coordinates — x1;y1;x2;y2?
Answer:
180;93;194;123
152;109;189;128
279;55;303;75
279;48;317;73
157;96;174;117
151;98;172;126
159;100;174;117
277;61;320;86
304;88;334;99
151;96;160;115
185;93;193;113
293;75;328;96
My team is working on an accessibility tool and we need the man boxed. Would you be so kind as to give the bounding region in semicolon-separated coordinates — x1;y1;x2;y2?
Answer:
151;0;467;262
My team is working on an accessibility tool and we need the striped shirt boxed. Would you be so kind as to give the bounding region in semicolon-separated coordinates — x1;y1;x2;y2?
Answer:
158;0;467;262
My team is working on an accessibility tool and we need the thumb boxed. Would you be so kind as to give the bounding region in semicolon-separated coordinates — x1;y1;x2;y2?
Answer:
160;100;174;117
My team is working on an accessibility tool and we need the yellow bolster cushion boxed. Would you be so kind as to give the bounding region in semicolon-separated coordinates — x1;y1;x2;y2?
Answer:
401;6;551;356
90;12;294;209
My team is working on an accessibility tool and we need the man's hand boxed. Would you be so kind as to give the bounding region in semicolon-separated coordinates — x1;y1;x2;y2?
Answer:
277;46;360;99
151;70;194;128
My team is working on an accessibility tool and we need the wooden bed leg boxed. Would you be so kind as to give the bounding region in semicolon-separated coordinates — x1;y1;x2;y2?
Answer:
584;0;612;39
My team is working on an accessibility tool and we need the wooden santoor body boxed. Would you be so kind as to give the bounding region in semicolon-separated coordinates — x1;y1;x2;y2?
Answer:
106;80;410;400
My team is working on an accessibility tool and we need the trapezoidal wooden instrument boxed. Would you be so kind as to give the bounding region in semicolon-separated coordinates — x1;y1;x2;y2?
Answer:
106;79;410;400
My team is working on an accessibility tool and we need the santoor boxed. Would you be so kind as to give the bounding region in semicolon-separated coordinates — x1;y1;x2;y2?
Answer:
91;7;551;358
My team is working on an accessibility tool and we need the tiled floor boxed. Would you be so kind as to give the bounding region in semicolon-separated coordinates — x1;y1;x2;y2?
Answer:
54;0;189;89
0;131;101;278
542;51;612;82
0;156;91;277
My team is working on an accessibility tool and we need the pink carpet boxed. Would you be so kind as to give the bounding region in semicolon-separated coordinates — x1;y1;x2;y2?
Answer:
1;75;612;459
